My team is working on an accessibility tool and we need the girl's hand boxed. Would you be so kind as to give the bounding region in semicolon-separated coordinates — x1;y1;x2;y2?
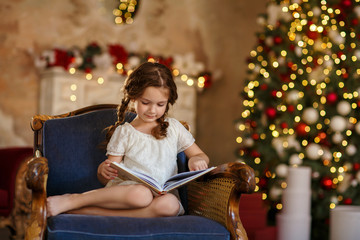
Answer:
184;143;210;171
97;155;122;185
188;157;208;171
98;159;118;180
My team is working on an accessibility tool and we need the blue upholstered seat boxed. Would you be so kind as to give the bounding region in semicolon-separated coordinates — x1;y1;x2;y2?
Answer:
47;214;229;240
42;108;228;240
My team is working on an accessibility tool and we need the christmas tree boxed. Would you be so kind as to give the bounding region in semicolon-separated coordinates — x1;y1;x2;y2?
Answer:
236;0;360;239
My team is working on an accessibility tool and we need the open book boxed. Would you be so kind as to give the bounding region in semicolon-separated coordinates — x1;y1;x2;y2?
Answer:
110;162;216;195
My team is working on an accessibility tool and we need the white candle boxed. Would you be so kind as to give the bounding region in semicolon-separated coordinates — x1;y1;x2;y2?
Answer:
277;214;311;240
281;190;311;216
277;166;312;240
330;206;360;240
286;166;311;190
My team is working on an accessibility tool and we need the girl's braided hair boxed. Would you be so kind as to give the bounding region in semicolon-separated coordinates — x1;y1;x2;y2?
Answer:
105;62;178;143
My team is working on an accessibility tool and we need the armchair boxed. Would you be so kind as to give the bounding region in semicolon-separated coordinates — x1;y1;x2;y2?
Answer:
25;104;255;240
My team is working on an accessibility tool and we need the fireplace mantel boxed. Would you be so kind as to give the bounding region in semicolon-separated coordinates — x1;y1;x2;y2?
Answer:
39;68;197;133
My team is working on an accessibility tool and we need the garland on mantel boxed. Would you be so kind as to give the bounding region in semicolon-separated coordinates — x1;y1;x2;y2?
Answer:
36;42;213;90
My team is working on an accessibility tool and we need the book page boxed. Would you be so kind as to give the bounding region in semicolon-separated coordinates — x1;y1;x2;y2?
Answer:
110;162;162;190
163;167;216;191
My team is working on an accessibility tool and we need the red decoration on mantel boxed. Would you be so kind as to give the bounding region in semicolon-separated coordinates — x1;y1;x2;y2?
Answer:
158;57;173;69
38;43;212;90
108;44;128;65
202;73;213;89
46;48;74;70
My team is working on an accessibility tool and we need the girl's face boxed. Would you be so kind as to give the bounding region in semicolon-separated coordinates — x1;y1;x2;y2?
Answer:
133;87;169;124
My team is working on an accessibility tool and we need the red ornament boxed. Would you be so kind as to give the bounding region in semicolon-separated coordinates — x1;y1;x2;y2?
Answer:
250;121;257;128
274;36;283;45
321;176;333;190
258;178;267;188
252;133;260;140
260;84;268;90
250;150;261;158
296;122;308;136
322;29;328;36
343;198;353;205
271;90;278;98
352;18;359;26
280;74;290;82
280;122;288;129
307;30;319;40
341;0;352;8
317;132;330;146
353;163;360;171
326;92;338;105
287;105;295;112
265;107;277;119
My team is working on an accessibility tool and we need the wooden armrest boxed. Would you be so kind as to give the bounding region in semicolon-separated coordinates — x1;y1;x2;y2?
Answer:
187;162;255;240
25;156;49;240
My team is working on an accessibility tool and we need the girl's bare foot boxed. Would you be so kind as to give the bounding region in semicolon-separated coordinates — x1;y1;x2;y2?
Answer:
47;194;77;217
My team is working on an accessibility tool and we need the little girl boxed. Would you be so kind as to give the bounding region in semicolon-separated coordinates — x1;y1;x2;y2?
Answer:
47;62;210;218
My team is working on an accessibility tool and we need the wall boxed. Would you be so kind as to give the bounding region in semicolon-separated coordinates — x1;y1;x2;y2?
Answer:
0;0;267;166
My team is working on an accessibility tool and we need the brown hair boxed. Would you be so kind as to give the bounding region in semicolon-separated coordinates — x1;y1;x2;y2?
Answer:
105;62;178;143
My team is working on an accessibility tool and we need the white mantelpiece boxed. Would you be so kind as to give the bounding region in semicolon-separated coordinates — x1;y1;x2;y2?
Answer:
39;68;197;133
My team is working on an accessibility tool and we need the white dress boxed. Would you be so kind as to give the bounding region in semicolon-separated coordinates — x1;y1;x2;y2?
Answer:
105;117;195;188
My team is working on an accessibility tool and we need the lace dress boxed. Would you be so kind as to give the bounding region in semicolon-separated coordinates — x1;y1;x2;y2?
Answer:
105;118;195;188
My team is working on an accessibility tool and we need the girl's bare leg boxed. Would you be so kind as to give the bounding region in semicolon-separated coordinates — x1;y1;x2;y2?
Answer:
66;193;180;218
47;184;153;217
